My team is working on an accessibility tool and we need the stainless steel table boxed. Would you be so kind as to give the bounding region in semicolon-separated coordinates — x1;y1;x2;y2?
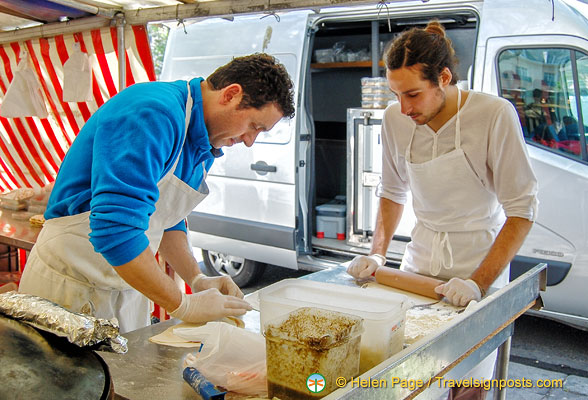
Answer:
0;210;41;274
98;310;262;399
99;264;546;400
0;210;41;251
98;318;199;399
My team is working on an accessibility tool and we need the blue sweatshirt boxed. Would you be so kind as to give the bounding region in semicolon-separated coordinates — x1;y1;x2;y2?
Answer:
45;78;221;266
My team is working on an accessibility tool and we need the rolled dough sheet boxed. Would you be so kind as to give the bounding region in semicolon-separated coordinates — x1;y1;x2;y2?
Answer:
149;317;244;347
363;281;464;346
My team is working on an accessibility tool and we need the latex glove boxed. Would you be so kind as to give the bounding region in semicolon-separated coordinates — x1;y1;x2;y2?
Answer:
434;278;482;307
190;273;244;298
347;254;386;279
169;289;252;324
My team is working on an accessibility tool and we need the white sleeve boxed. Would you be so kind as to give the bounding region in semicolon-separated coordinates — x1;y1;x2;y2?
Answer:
379;109;410;204
488;100;539;221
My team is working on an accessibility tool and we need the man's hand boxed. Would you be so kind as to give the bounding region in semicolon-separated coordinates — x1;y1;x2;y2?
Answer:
347;254;386;279
434;278;482;307
190;274;244;298
169;289;252;323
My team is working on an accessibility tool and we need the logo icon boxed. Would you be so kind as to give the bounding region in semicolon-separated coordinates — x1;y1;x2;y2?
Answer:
306;373;326;393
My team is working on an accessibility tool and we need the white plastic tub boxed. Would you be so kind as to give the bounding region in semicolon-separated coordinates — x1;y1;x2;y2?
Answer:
259;279;409;374
315;203;346;240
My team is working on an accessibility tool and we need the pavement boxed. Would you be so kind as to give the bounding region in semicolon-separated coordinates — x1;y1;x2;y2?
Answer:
487;361;588;399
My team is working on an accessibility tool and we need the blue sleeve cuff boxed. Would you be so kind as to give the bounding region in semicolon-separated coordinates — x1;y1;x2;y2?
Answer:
165;220;187;233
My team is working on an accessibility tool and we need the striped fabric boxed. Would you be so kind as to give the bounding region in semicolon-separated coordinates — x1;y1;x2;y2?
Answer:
153;253;192;321
0;25;156;192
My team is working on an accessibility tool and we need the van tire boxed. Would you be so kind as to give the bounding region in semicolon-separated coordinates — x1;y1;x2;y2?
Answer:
201;249;266;287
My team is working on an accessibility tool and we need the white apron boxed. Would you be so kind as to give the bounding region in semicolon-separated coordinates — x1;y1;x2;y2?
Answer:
401;88;508;287
19;83;209;333
401;89;507;382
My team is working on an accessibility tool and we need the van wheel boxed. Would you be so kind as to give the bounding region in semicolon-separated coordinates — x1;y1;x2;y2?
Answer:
201;250;266;288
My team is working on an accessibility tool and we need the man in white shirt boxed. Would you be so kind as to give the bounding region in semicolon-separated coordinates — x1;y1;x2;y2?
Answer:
347;21;538;400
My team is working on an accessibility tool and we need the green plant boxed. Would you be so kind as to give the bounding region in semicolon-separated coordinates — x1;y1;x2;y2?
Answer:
147;23;170;79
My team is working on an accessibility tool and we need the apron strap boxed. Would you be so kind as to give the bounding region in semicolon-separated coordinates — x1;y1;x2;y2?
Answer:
405;125;416;162
429;87;461;276
175;81;192;171
455;87;462;150
430;231;454;276
161;82;193;181
184;81;193;141
184;86;208;181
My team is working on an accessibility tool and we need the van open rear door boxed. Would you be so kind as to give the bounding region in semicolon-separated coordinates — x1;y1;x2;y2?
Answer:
160;11;311;278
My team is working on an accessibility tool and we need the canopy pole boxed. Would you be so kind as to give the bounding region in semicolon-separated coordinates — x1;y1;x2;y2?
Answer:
115;13;126;92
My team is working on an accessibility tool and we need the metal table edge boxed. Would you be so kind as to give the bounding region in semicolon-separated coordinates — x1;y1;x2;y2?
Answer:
325;263;547;399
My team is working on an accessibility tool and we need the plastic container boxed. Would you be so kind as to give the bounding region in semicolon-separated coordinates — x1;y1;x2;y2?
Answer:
0;199;26;211
1;188;34;201
314;49;334;63
264;307;363;399
28;191;51;206
259;279;408;374
361;86;393;95
362;100;394;109
0;189;33;211
315;203;345;240
360;77;388;87
11;211;36;221
27;205;46;214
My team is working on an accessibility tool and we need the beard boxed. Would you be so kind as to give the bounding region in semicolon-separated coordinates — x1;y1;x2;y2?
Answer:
413;87;446;126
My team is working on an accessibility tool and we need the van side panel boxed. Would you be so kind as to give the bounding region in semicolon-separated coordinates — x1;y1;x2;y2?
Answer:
478;2;588;321
161;11;311;267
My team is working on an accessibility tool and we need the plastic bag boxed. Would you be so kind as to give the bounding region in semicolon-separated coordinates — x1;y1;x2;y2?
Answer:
62;42;92;102
0;50;47;118
176;321;267;396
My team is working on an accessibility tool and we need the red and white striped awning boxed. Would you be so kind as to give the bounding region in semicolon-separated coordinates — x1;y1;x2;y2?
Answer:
0;24;156;192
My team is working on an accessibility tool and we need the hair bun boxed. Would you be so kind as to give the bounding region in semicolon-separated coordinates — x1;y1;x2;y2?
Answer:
424;21;446;38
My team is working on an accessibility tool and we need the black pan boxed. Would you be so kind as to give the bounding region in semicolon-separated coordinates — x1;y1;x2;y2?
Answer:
0;314;113;399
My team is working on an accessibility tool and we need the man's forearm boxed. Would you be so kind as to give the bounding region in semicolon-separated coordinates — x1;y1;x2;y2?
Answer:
470;216;533;292
158;230;202;285
371;197;404;256
114;246;182;311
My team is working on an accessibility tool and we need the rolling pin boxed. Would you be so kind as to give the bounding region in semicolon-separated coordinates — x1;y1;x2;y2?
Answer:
374;267;444;299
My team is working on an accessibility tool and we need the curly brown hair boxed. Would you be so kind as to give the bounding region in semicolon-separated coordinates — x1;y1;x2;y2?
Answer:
385;20;459;85
207;53;295;118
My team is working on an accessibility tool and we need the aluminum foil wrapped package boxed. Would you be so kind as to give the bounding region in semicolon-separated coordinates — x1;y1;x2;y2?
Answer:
0;291;127;353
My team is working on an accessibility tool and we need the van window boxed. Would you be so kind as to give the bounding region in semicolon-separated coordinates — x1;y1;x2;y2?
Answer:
251;53;297;145
498;48;588;162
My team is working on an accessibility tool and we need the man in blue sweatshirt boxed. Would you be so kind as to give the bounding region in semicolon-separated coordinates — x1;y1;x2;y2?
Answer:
19;54;295;333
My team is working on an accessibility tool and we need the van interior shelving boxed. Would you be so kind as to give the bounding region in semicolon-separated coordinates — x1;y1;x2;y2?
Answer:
307;13;478;258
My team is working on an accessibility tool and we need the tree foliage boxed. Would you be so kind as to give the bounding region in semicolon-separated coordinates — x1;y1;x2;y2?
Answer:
147;23;170;79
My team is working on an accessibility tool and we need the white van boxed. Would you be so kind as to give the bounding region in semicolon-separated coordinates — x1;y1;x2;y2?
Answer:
160;0;588;330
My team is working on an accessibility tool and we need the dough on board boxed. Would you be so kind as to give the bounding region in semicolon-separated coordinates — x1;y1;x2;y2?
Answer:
149;316;244;347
